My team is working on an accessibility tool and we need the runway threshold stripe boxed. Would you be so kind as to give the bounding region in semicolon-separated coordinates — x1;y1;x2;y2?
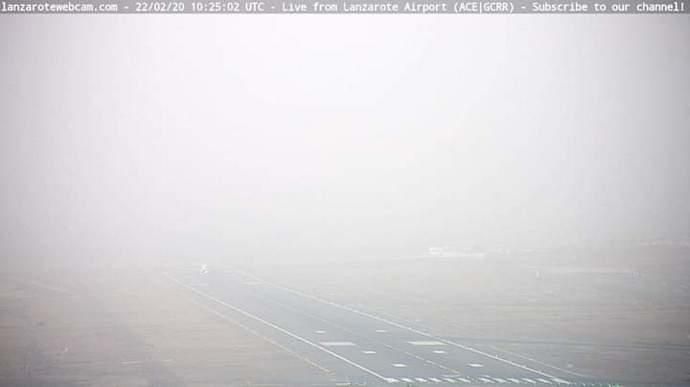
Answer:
164;273;389;382
233;269;559;379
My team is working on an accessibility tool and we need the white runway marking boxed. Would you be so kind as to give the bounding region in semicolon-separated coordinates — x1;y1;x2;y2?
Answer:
384;377;399;383
401;377;414;383
320;341;356;347
478;377;493;383
227;278;461;376
444;377;458;383
415;377;428;382
493;377;508;383
508;378;522;383
232;269;563;380
315;330;326;334
457;377;471;383
551;378;571;384
392;363;407;368
522;378;537;384
433;350;447;354
186;296;330;374
537;378;552;384
488;345;589;378
164;274;388;382
468;363;484;368
376;329;388;333
429;377;442;382
362;350;377;354
409;340;446;346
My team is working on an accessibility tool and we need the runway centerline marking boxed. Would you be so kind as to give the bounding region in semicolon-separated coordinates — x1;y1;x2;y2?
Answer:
164;273;388;382
232;269;563;380
409;340;446;346
238;276;463;376
320;341;356;347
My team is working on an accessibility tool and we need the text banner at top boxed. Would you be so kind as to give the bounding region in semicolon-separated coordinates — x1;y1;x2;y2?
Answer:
0;0;687;13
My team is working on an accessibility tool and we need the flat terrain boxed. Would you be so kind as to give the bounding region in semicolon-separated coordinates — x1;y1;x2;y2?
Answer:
1;250;689;386
0;264;327;386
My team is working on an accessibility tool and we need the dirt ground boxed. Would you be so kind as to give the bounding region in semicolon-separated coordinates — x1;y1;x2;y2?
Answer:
0;264;330;386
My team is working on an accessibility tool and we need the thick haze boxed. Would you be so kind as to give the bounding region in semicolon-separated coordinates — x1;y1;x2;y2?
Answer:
1;16;689;265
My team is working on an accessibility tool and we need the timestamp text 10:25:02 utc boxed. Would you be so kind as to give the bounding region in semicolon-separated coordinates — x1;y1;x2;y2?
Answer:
190;1;270;11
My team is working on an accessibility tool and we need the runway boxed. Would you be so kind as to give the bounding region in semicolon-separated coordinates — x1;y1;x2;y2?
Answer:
165;268;577;386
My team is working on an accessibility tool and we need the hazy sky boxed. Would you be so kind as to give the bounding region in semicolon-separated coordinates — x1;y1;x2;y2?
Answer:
1;16;689;263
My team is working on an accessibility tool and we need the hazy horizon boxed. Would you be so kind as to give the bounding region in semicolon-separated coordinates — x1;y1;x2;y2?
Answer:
1;16;689;265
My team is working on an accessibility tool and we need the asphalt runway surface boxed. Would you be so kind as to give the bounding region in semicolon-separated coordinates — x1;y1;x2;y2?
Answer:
166;268;582;387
